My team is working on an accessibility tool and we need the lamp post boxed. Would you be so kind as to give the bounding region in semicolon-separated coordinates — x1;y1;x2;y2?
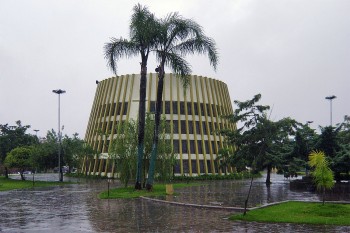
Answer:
34;129;39;137
52;89;66;182
325;95;336;127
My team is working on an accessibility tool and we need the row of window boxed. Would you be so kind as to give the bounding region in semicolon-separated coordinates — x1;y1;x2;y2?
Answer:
98;102;129;117
96;138;221;155
172;139;220;154
93;157;224;174
173;160;219;174
96;120;228;136
97;101;231;118
151;101;226;117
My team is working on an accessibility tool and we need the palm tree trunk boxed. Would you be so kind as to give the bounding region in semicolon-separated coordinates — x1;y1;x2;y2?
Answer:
135;63;147;190
146;68;164;191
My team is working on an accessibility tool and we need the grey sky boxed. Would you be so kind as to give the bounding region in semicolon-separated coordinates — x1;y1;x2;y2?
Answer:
1;0;349;138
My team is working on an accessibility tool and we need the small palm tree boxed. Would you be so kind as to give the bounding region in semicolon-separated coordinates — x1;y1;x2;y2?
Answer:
104;4;158;189
309;150;334;205
146;13;218;190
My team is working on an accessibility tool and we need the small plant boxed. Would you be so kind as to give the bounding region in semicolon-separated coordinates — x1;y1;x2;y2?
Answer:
308;150;334;205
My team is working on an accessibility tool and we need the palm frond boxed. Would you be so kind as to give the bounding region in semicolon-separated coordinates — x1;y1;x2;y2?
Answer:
157;51;191;88
130;4;158;51
103;38;139;75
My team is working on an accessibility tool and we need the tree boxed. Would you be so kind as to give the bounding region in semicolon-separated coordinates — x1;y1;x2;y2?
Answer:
104;4;158;190
146;12;218;190
308;150;334;205
220;94;299;215
109;121;138;187
0;121;37;178
215;148;233;175
4;146;34;180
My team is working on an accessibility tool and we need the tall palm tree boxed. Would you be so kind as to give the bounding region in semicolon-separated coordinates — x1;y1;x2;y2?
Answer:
146;13;218;190
104;4;157;190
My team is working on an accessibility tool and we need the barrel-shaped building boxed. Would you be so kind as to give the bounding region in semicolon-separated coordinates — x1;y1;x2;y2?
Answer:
82;73;235;177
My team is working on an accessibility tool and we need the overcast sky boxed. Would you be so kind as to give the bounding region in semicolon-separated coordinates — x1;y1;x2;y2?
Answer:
1;0;349;138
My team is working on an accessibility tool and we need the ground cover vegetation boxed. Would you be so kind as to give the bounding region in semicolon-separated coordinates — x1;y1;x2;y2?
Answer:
230;201;350;226
99;182;200;199
0;176;68;191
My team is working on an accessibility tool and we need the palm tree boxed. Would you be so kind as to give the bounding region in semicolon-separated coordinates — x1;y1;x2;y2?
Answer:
146;13;218;190
104;4;157;189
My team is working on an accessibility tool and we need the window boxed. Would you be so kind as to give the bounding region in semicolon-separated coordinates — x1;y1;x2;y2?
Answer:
187;102;192;115
205;140;210;154
123;102;128;115
150;101;156;113
181;120;186;134
190;140;195;154
173;140;179;153
206;104;210;117
165;101;171;114
194;102;199;115
180;101;185;114
197;141;203;154
202;122;207;135
196;121;201;134
191;159;197;173
182;140;188;153
200;103;205;116
173;120;179;134
172;101;178;114
188;121;193;134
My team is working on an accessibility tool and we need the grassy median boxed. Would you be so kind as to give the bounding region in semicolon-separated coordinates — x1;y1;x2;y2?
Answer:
0;176;69;191
230;201;350;226
99;183;200;199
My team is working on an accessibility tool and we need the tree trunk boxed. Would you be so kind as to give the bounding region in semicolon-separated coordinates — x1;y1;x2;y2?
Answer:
266;164;272;185
20;171;25;181
146;67;164;191
323;186;325;205
244;175;254;216
4;166;9;179
135;63;147;190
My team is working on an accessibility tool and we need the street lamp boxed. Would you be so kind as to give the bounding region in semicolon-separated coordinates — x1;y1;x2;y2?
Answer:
34;129;39;137
52;89;66;182
325;95;336;127
306;121;313;126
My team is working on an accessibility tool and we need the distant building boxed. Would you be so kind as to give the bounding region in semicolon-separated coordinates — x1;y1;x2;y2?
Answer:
82;73;235;177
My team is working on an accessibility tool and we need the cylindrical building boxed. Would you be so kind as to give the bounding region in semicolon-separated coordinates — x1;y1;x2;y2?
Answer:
83;73;235;177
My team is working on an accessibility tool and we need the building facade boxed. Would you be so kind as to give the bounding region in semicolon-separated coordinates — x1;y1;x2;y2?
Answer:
82;73;235;177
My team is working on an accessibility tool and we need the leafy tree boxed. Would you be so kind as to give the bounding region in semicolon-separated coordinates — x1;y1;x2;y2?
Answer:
109;121;138;187
146;11;218;190
215;148;233;175
221;94;300;215
0;121;37;178
104;4;158;190
4;146;34;180
154;117;176;183
62;133;87;172
308;150;334;205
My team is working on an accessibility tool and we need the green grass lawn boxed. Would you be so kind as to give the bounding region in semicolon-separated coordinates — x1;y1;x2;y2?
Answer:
99;183;200;199
0;176;70;191
230;201;350;226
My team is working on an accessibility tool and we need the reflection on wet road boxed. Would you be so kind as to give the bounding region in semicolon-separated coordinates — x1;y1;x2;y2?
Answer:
0;173;349;232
